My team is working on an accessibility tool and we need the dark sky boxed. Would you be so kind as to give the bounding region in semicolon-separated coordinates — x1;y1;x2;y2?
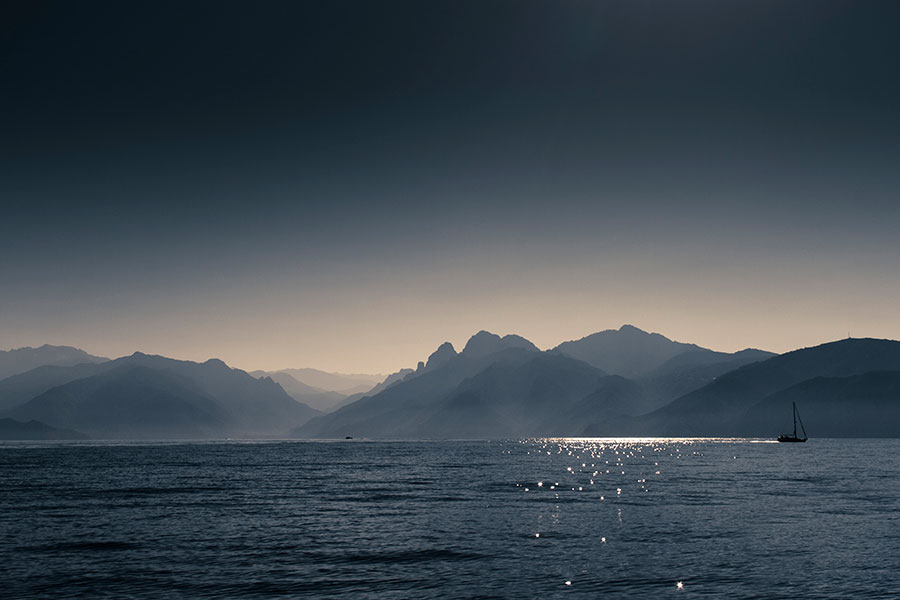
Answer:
2;1;899;372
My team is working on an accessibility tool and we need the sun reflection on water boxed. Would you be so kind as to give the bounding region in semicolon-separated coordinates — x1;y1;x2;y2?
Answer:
512;437;768;593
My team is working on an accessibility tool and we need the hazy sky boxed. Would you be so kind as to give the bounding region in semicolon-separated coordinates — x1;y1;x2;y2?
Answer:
2;1;899;373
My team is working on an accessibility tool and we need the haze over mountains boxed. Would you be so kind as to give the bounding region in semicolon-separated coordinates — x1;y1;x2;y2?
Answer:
295;326;774;438
2;326;899;440
622;338;900;438
296;327;900;439
264;369;383;395
243;368;386;412
0;345;108;380
1;353;320;439
248;371;349;412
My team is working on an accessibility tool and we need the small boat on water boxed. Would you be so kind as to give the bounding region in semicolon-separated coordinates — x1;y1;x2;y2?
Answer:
777;402;808;443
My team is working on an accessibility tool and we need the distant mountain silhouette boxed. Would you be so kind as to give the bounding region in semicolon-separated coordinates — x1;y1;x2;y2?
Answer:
553;325;707;378
270;368;383;394
9;365;232;438
462;331;539;358
425;342;458;369
739;370;900;437
295;345;533;439
7;332;897;439
0;362;113;412
0;417;87;440
250;370;324;395
624;338;900;436
0;345;108;380
307;334;543;431
250;370;348;412
410;356;645;438
332;368;417;411
1;353;320;438
366;368;416;395
639;348;776;409
295;331;648;438
295;331;900;439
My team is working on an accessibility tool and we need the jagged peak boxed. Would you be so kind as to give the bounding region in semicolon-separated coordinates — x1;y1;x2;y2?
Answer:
464;330;501;345
5;344;81;352
426;342;457;369
462;330;539;357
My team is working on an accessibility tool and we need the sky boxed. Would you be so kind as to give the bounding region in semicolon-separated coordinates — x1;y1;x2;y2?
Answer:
2;1;899;373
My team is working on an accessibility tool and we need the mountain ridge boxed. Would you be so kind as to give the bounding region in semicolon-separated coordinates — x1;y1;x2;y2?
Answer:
1;352;320;438
620;337;900;436
553;325;708;377
6;329;899;440
0;345;109;380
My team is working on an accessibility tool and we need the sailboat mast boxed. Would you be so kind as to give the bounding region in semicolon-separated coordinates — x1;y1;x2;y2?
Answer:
796;404;808;439
792;402;797;437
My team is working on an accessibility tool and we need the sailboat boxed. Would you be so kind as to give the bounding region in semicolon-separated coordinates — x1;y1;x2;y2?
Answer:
777;402;808;443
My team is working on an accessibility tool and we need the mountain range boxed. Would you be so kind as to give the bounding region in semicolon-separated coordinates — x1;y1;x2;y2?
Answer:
0;353;320;439
295;326;772;438
3;326;899;440
248;370;350;412
296;328;900;439
0;344;108;380
264;368;383;395
620;338;900;437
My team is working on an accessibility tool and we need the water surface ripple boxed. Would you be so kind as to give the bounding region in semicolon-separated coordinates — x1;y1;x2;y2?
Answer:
1;439;898;598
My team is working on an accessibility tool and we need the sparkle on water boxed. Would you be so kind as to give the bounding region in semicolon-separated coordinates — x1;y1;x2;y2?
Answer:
1;437;899;598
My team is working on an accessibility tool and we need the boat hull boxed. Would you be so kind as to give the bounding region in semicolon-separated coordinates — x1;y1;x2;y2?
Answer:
777;436;807;443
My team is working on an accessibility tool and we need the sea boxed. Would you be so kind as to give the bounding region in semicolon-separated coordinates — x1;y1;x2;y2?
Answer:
1;438;898;599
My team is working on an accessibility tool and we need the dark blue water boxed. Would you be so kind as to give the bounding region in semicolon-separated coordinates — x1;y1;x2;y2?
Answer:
2;439;898;598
